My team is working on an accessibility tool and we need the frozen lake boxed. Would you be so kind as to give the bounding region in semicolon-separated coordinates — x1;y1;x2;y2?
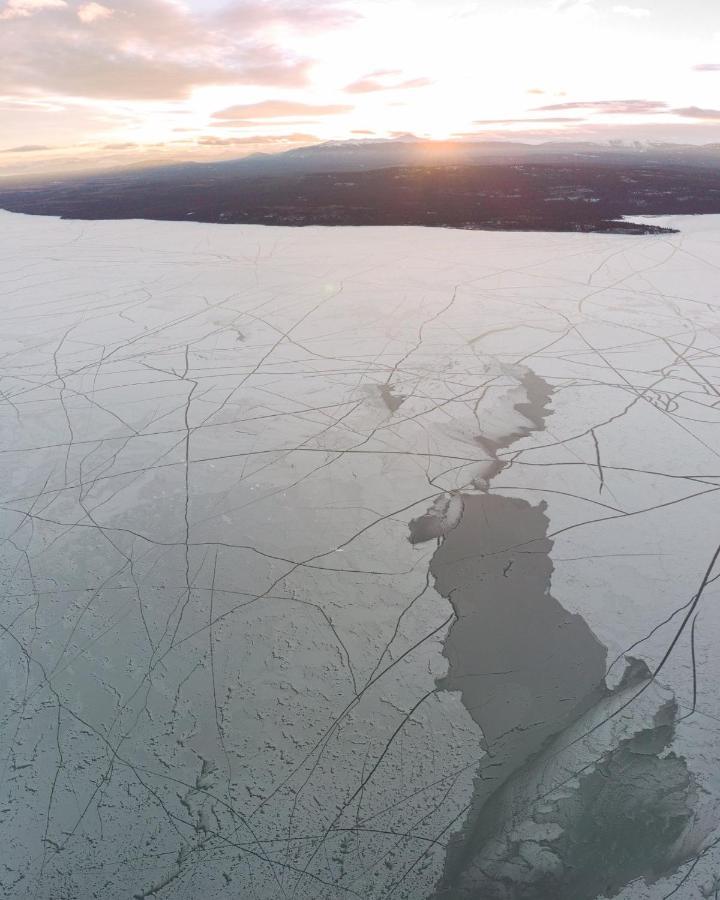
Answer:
1;210;720;899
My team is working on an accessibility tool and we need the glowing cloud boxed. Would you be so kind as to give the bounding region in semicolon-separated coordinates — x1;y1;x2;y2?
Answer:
212;100;353;119
77;2;112;23
0;0;66;19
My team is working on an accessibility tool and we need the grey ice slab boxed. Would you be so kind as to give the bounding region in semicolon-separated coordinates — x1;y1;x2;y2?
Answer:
1;211;720;899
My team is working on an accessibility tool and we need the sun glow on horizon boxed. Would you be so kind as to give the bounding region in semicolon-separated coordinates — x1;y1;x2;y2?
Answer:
2;0;720;175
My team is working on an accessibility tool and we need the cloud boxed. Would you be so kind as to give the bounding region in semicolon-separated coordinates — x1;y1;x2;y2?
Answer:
209;119;260;128
533;99;720;122
693;63;720;71
102;141;138;149
0;0;352;100
0;47;302;101
453;129;575;140
197;132;318;146
216;1;359;32
76;2;112;23
0;0;66;20
474;116;585;124
673;106;720;120
211;118;321;128
535;99;667;114
457;120;720;144
344;73;433;93
0;99;135;150
612;5;650;17
212;100;353;119
1;143;53;152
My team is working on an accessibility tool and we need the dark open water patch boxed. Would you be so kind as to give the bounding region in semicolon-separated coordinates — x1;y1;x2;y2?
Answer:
432;494;607;765
429;495;697;899
379;383;407;413
410;365;700;899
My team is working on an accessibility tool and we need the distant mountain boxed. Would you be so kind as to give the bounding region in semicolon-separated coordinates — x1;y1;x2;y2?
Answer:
124;137;720;179
6;137;720;190
256;137;720;174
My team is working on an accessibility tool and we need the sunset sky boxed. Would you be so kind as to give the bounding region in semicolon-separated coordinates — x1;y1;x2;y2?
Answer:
2;0;720;175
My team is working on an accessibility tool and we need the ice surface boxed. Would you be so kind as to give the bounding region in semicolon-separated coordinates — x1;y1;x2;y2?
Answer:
1;210;720;899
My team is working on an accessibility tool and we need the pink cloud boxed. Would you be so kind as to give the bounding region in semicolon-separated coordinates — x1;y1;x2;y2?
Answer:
673;106;720;120
198;132;318;146
217;1;359;32
77;2;112;23
474;116;586;124
0;0;352;100
0;0;66;21
534;99;667;114
2;143;53;152
212;100;353;119
344;73;433;94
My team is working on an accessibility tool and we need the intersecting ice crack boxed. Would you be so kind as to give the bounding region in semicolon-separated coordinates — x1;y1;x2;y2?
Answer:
1;211;720;899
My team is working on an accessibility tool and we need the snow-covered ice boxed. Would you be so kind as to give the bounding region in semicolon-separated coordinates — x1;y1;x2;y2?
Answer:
1;210;720;899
